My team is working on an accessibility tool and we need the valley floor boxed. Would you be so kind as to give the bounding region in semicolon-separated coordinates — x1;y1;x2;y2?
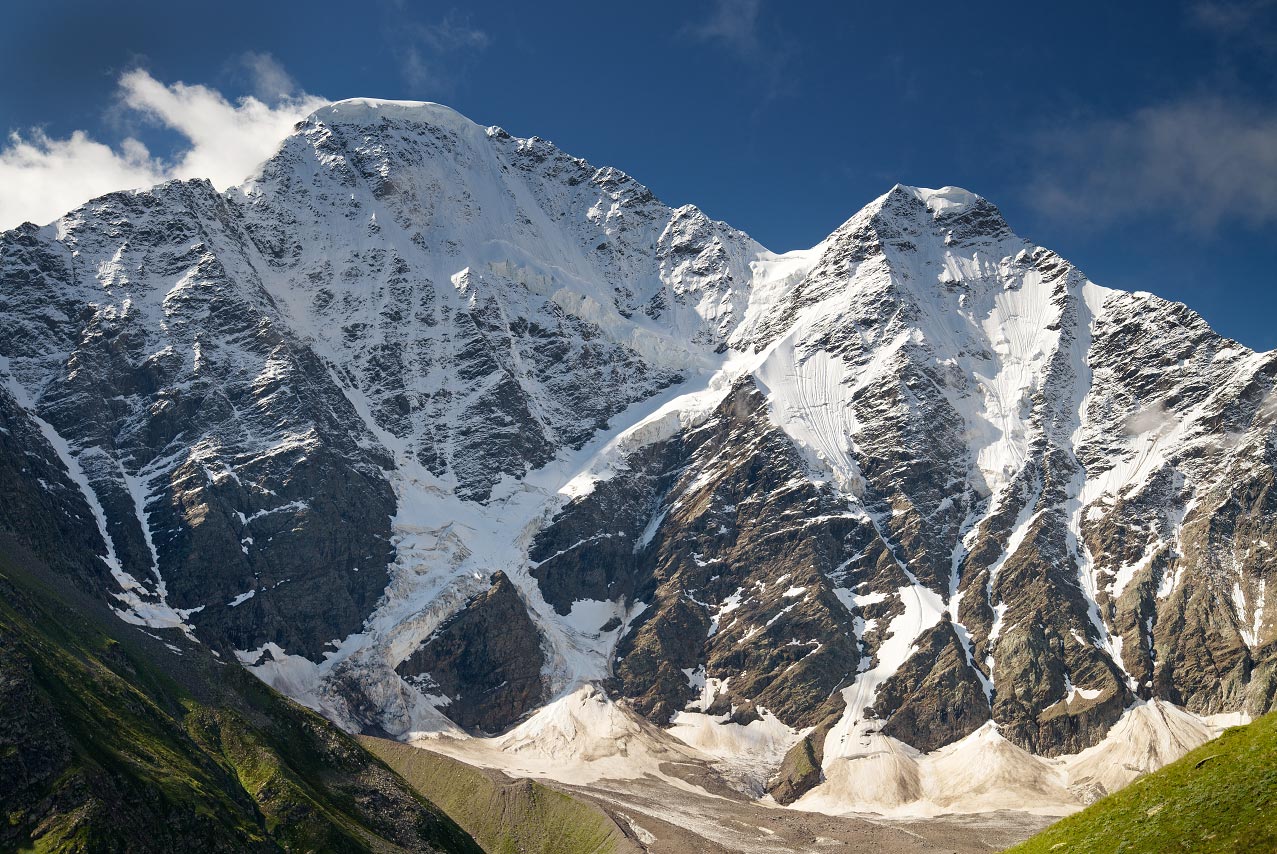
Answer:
367;732;1053;854
562;775;1055;854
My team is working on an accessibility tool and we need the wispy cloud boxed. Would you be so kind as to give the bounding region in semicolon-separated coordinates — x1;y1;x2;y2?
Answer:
232;51;305;103
680;0;795;101
685;0;764;56
1027;95;1277;230
0;62;325;231
1189;0;1277;38
393;12;491;94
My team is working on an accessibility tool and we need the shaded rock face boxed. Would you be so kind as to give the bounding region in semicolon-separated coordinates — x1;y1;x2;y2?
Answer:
2;100;1276;783
0;370;478;853
873;621;991;753
0;185;396;661
397;571;549;734
0;387;113;595
535;382;869;727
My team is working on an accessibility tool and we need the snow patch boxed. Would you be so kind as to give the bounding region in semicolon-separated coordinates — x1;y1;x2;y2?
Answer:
820;582;947;768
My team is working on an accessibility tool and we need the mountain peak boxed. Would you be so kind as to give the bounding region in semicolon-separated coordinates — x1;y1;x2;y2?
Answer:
871;183;1004;227
857;182;1015;246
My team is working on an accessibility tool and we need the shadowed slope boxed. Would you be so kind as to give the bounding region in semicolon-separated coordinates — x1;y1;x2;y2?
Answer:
0;539;482;854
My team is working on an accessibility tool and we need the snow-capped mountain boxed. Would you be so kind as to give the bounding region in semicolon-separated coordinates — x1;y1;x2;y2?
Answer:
2;98;1273;815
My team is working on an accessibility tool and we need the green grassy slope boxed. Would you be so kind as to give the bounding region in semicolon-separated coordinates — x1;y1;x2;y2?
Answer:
1005;712;1277;854
359;736;642;854
0;542;483;854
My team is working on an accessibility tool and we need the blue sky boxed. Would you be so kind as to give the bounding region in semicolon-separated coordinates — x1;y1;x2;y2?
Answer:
3;0;1275;347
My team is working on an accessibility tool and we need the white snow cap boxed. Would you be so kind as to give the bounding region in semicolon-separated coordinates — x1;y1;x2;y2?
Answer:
900;184;983;216
307;98;482;133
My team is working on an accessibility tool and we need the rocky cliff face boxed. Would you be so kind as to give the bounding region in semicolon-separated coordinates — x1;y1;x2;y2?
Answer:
2;99;1274;814
397;571;550;734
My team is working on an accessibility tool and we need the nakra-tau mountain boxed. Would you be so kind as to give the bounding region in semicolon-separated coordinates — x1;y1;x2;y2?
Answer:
1;98;1273;816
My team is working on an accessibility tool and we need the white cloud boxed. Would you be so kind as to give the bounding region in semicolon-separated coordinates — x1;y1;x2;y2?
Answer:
1028;96;1277;230
0;131;165;231
116;69;326;188
0;64;325;231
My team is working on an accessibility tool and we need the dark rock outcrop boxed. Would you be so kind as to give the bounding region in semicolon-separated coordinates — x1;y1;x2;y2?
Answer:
398;572;549;734
874;620;991;752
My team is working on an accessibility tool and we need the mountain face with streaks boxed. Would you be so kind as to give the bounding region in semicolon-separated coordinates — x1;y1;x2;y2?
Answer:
2;99;1274;815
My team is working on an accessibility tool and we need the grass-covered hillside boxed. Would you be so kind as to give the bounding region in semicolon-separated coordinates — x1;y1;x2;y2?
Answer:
360;737;642;854
1005;711;1277;854
0;540;482;854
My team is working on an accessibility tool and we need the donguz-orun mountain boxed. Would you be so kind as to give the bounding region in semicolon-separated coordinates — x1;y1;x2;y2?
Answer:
2;99;1274;843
